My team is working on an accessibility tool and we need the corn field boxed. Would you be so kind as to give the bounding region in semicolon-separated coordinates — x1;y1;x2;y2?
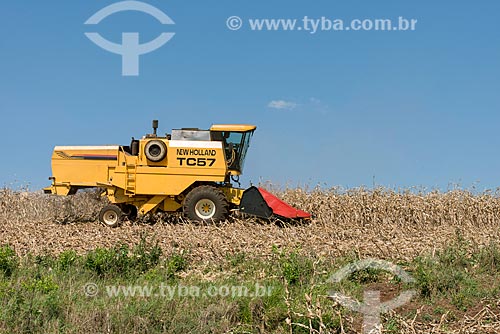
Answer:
1;186;499;262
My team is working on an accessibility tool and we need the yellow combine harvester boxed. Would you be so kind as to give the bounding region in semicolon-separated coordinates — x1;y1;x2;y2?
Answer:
44;121;310;226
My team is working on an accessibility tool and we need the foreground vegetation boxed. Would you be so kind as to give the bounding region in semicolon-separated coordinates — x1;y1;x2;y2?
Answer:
1;236;499;333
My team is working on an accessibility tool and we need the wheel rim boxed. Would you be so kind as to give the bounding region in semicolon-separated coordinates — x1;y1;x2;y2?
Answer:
194;199;216;219
103;210;119;225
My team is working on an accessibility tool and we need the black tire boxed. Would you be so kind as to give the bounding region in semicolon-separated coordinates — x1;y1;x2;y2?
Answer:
183;186;229;222
144;140;167;162
120;204;138;221
99;205;123;228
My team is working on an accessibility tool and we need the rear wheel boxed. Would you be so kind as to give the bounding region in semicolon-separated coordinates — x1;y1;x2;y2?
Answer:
99;205;123;227
183;186;228;222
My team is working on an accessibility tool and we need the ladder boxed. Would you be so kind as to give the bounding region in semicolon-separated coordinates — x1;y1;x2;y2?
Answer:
125;163;137;195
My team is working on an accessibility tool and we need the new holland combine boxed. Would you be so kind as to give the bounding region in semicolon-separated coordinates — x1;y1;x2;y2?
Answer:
44;121;310;226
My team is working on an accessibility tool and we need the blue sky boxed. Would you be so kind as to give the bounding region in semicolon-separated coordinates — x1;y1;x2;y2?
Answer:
1;0;499;191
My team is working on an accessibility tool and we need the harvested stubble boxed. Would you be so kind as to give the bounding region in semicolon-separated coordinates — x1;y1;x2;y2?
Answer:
386;301;500;334
1;186;499;264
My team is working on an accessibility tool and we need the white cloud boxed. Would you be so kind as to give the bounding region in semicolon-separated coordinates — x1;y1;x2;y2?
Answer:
267;100;297;110
267;97;330;114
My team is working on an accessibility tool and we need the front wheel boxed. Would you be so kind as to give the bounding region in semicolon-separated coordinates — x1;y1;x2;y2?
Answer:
99;205;123;227
183;186;229;222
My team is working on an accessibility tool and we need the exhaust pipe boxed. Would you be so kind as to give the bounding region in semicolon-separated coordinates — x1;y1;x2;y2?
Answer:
152;120;158;136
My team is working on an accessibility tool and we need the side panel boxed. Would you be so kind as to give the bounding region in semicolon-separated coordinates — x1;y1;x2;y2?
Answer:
49;140;230;197
111;140;228;196
133;173;224;195
167;140;227;170
51;146;118;186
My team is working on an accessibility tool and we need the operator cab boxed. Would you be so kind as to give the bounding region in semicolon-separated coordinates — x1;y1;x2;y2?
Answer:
210;124;256;174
